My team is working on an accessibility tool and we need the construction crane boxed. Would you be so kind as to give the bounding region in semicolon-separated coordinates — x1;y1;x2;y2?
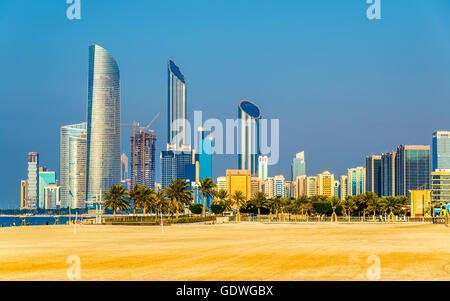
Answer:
142;112;160;132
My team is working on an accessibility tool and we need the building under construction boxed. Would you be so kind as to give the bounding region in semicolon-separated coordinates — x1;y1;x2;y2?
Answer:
130;128;156;190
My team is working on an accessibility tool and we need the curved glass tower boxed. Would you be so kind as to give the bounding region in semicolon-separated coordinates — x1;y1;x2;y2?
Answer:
238;99;261;175
86;45;121;206
168;59;187;149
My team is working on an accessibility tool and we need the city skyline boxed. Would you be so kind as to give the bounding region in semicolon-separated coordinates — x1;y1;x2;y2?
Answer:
2;1;450;208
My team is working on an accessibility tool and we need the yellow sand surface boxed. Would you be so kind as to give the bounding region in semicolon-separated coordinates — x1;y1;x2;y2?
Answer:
0;222;449;281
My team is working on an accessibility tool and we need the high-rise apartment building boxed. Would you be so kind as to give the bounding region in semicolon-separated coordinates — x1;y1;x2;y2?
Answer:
395;145;430;197
20;180;28;210
250;176;263;199
167;59;187;149
347;167;365;196
432;131;450;171
339;175;348;200
160;149;193;189
273;175;286;197
366;155;382;197
216;176;227;192
305;176;317;197
44;184;60;209
316;171;334;197
86;45;121;207
60;122;87;208
27;152;39;209
238;99;261;175
258;155;268;181
291;151;306;181
430;170;450;205
130;129;156;189
381;152;396;196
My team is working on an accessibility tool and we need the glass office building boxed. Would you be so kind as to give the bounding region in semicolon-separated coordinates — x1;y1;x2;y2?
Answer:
238;99;261;175
366;155;382;197
160;150;193;189
395;145;430;197
168;59;187;149
39;168;56;209
60;123;87;208
380;152;396;196
291;151;306;181
432;131;450;171
86;45;121;207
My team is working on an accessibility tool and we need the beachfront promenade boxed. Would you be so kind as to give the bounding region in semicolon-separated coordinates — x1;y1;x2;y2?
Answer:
0;222;449;281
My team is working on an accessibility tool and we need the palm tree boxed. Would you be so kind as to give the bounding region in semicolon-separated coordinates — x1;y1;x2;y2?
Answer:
103;184;130;216
231;190;246;222
365;192;380;220
197;177;217;217
213;189;229;205
269;196;283;219
129;184;141;216
342;195;357;218
165;179;194;218
154;190;168;221
250;192;268;221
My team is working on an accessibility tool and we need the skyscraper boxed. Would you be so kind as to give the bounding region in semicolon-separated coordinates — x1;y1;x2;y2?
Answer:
160;149;193;189
273;175;286;197
432;131;450;171
20;180;28;210
347;167;366;196
257;155;268;181
86;45;121;206
198;128;212;180
61;123;87;208
130;129;156;189
339;175;348;200
291;151;306;181
27;152;39;209
366;155;382;197
381;152;396;196
238;99;261;175
167;59;187;149
395;145;430;197
121;153;128;182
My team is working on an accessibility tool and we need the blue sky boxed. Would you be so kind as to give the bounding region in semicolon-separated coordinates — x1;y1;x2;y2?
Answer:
1;0;450;208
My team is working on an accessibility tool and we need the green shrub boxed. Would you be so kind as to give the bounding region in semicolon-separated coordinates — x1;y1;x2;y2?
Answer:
189;203;203;215
211;204;226;215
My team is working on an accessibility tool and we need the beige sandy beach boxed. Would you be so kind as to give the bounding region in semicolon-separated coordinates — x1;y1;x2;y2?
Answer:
0;222;449;281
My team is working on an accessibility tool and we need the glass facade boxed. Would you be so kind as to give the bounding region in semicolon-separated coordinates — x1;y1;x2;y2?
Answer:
168;59;187;149
86;45;121;206
291;151;306;181
27;152;39;209
39;170;56;209
60;123;86;208
160;150;193;189
258;155;268;181
347;167;365;196
381;152;396;196
69;132;87;208
431;171;450;204
432;131;450;171
395;145;430;197
365;155;381;197
238;99;261;175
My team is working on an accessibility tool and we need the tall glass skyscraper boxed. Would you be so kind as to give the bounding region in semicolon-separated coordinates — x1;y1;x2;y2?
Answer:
366;155;381;197
347;167;366;196
258;155;268;181
39;167;56;209
60;123;87;208
86;45;121;206
168;59;187;149
238;99;261;175
27;152;39;209
291;151;306;181
381;151;396;196
395;145;430;197
432;131;450;171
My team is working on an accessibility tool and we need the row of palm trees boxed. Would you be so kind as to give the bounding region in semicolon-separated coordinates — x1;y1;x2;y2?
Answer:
102;177;219;218
212;191;410;220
